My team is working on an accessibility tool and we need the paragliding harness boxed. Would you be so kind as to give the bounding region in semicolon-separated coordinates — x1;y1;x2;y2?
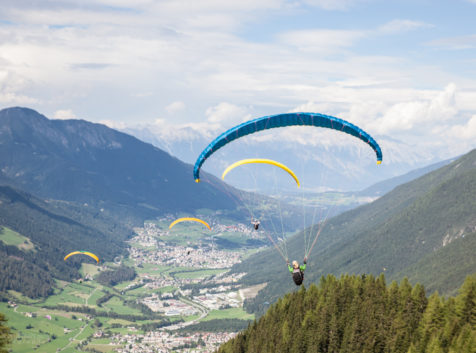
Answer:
293;268;304;285
251;219;260;230
288;259;306;286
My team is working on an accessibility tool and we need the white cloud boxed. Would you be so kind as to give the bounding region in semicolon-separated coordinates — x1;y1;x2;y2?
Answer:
290;101;340;115
54;109;77;120
0;69;38;104
131;92;153;98
0;92;38;104
0;0;284;31
122;102;250;143
373;83;458;134
144;119;217;142
278;29;364;53
302;0;361;11
335;78;396;88
205;102;249;125
378;19;433;34
165;101;185;114
0;1;465;125
427;34;476;50
456;91;476;111
99;119;127;130
449;115;476;140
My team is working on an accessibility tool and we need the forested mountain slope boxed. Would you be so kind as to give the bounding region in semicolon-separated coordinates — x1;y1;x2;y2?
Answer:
233;149;476;313
0;185;129;298
218;274;476;353
0;107;240;224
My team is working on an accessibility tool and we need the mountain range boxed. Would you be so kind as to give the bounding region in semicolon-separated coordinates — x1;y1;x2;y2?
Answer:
0;107;241;225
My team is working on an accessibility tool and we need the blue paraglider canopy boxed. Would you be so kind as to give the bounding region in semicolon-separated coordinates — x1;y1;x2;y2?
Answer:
193;112;382;182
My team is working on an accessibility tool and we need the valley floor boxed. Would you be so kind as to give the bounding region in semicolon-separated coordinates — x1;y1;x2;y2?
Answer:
2;217;266;353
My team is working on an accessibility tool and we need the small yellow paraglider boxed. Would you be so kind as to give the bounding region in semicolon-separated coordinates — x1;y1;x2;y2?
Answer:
64;251;99;264
169;217;211;230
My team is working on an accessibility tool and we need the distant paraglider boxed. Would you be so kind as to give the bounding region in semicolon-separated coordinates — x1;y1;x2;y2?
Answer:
251;219;260;230
64;251;99;264
169;217;211;231
222;159;300;232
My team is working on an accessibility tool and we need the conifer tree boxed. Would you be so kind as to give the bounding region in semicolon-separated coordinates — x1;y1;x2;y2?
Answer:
425;335;445;353
281;319;291;349
407;342;418;353
456;275;476;327
448;323;474;353
441;298;459;350
418;292;445;352
0;313;12;353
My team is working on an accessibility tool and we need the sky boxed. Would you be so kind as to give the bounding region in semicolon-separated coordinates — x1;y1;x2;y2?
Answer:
1;0;476;163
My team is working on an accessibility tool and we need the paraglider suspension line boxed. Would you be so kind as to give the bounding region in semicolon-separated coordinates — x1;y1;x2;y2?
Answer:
264;231;288;262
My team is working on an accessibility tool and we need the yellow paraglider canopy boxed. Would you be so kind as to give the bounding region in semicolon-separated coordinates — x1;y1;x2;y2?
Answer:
169;217;211;230
222;158;300;187
64;251;99;264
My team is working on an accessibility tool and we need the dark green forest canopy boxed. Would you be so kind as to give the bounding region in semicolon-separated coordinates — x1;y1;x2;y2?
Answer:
218;274;476;353
95;265;136;286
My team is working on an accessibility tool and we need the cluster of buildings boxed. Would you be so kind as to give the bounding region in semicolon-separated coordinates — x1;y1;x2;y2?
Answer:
213;222;265;239
113;219;260;352
128;235;242;269
140;290;242;317
140;274;177;290
112;330;237;353
200;271;246;285
134;222;166;238
192;291;241;310
141;295;199;316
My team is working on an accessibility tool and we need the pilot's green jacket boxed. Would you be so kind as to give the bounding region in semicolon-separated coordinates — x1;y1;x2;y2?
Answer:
288;263;306;273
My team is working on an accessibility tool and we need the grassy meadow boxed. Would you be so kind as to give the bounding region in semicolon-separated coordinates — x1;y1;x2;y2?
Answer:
0;226;35;251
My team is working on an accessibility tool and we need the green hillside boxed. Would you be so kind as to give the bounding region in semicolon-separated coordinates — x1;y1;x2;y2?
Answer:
232;149;476;313
218;274;476;353
397;231;476;297
0;185;130;298
0;227;35;251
